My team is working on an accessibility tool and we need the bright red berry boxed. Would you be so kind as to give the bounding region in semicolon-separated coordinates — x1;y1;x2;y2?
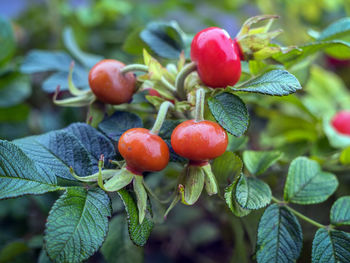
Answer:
171;120;228;163
190;27;241;88
118;128;170;174
88;59;136;105
331;111;350;136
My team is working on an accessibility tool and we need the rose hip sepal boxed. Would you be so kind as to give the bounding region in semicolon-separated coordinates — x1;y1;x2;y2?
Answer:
331;111;350;136
170;119;228;205
190;27;241;88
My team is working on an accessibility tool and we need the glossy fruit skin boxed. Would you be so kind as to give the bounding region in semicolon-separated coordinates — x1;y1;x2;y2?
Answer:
118;128;170;174
171;120;228;161
331;111;350;136
191;27;241;88
88;59;136;105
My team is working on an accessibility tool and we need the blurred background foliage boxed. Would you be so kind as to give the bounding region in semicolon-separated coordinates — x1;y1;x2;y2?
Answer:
1;0;350;262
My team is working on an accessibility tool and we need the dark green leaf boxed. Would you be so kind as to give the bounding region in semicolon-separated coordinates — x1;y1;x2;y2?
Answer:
20;50;72;73
63;27;103;68
0;140;60;199
232;70;302;96
45;187;111;263
64;123;116;164
212;151;242;187
330;196;350;226
140;21;185;59
284;157;338;204
118;189;154;246
159;119;182;140
101;215;143;263
256;204;303;263
0;74;31;108
312;229;350;263
98;111;143;143
14;123;115;180
208;92;249;137
42;68;89;93
0;16;15;63
224;176;251;217
243;150;282;175
235;174;271;210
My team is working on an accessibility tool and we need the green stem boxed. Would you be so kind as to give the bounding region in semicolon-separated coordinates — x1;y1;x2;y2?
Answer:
272;196;327;229
121;64;148;74
195;88;205;122
150;101;174;135
175;62;197;99
161;76;176;92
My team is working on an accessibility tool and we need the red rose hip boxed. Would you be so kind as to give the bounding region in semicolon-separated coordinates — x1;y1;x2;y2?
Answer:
190;27;241;88
88;59;136;105
118;128;170;174
171;120;228;162
331;111;350;136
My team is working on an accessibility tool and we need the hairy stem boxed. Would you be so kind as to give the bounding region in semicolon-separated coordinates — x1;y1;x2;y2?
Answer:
271;196;327;229
175;62;197;99
150;101;174;135
195;88;205;122
121;64;148;74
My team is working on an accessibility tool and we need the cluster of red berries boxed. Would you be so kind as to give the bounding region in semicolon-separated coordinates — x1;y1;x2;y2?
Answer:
87;27;242;176
118;120;228;175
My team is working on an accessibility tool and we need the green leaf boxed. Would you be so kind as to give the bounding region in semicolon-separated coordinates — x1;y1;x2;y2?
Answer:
340;147;350;165
98;111;143;143
243;150;282;175
212;151;242;187
208;92;249;137
318;17;350;41
101;215;143;263
235;174;271;210
20;50;72;73
232;70;302;96
274;41;350;65
312;229;350;263
0;73;31;108
63;27;103;68
0;16;15;63
284;157;338;204
140;21;185;59
256;204;303;263
224;177;251;217
45;187;111;263
330;196;350;226
14;123;116;180
0;140;60;199
118;189;154;246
